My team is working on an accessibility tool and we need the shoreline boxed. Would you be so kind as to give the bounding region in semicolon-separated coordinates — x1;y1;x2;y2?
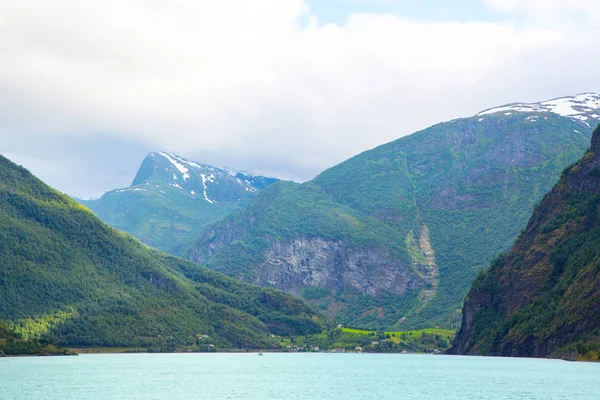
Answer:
65;348;434;356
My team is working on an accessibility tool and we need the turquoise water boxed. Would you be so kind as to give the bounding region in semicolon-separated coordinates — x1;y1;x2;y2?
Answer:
1;353;599;399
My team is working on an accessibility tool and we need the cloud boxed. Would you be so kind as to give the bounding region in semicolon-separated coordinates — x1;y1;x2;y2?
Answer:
484;0;600;19
0;0;599;197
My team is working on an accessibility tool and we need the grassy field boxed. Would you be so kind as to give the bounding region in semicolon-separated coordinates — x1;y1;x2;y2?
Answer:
342;327;454;336
68;347;147;354
280;327;456;353
341;328;455;345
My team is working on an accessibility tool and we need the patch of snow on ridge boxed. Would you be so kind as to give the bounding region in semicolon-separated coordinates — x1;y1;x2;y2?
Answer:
525;116;539;123
477;93;600;121
158;152;190;181
116;188;147;193
167;153;227;176
179;158;205;170
200;174;215;204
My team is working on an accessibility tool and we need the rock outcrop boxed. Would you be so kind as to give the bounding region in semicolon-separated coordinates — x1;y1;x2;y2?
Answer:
255;237;425;296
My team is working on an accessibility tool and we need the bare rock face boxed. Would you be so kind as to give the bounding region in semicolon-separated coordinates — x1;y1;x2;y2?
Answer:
254;237;425;296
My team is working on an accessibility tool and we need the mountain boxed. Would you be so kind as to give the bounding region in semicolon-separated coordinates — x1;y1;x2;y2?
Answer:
477;92;600;125
450;125;600;360
187;93;600;331
81;152;279;255
0;154;323;349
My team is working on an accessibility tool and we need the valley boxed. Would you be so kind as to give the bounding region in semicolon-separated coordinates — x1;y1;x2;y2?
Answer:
3;94;600;361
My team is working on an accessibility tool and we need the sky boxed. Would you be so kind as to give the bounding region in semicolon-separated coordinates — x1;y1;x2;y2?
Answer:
1;0;600;199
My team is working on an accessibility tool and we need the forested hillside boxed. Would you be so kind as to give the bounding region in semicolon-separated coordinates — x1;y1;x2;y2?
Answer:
0;321;72;356
0;155;324;350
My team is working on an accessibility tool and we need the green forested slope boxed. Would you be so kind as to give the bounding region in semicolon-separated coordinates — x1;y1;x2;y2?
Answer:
0;155;323;349
451;125;600;360
189;110;594;330
314;113;591;328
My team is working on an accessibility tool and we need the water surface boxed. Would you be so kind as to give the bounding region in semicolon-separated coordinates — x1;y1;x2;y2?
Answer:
2;353;599;399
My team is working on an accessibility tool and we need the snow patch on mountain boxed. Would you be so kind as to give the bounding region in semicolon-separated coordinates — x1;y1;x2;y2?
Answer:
200;174;215;204
477;93;600;125
159;152;190;180
115;188;147;193
136;152;279;202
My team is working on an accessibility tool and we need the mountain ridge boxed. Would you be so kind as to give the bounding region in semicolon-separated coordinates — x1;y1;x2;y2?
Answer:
187;93;599;331
476;92;600;126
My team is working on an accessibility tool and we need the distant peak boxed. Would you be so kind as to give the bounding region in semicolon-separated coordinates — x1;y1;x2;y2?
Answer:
477;93;600;124
131;151;280;194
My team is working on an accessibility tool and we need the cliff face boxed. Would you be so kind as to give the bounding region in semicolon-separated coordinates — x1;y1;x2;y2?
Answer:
451;125;600;360
255;237;424;297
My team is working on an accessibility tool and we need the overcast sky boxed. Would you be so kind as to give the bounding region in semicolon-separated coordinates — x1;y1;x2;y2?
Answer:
1;0;600;198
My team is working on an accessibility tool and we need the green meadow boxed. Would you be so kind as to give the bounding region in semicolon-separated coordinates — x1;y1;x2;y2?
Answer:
280;327;456;353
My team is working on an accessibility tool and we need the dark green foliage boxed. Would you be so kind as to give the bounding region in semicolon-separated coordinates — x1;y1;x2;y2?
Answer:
0;321;72;356
0;155;325;349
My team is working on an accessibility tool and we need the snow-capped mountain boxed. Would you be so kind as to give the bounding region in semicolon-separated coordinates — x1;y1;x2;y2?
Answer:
130;152;278;204
80;152;280;255
477;92;600;126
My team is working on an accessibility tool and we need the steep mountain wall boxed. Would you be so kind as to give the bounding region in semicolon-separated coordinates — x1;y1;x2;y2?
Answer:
450;125;600;360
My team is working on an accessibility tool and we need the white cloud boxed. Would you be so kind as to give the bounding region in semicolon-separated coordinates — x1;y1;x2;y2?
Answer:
0;0;599;197
484;0;600;19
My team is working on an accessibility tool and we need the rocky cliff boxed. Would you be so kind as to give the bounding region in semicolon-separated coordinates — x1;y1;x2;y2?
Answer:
450;125;600;360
